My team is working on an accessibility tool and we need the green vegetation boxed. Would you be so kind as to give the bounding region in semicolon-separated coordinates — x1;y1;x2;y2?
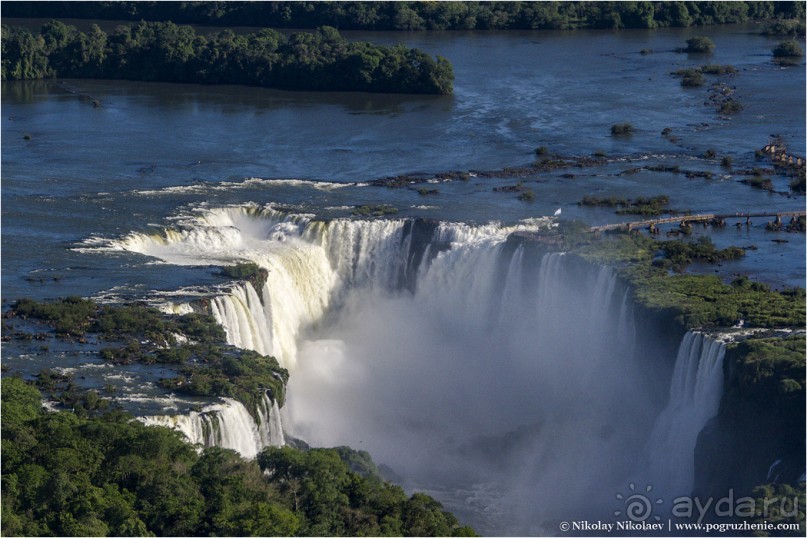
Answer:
610;122;634;136
672;64;736;87
721;335;805;515
159;348;288;411
12;296;96;337
259;447;476;536
352;204;399;217
751;483;806;535
517;189;536;202
1;21;454;95
684;36;716;53
10;297;224;345
718;99;743;115
725;335;805;407
579;234;805;329
698;64;738;75
220;263;262;280
6;2;803;31
721;156;733;167
1;378;476;537
652;236;745;271
773;40;805;58
6;298;290;414
739;175;774;191
492;181;536;201
220;263;268;292
761;18;807;37
416;187;439;196
698;333;805;518
579;194;672;216
680;70;706;87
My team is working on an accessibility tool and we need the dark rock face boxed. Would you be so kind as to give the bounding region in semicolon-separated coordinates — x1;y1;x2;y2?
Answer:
694;340;805;499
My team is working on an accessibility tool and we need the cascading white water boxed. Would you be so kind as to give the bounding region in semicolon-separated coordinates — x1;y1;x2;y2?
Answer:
110;206;551;371
643;331;726;496
209;282;273;356
288;241;653;534
140;394;284;459
257;396;286;448
107;205;719;533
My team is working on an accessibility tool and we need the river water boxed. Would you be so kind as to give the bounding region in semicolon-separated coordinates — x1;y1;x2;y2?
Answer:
2;22;805;534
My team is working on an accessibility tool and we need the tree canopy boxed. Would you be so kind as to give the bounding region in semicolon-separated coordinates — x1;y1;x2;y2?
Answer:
1;21;454;94
3;1;804;31
1;378;477;536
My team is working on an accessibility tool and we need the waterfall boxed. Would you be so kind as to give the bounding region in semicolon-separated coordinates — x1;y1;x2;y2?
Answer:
111;206;700;531
644;331;726;496
257;396;285;447
209;282;273;356
140;393;284;459
112;207;552;372
288;244;650;532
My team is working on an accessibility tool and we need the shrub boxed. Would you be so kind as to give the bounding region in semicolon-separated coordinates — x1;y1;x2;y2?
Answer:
517;189;536;202
699;64;737;75
220;262;262;280
681;72;705;87
773;40;804;58
762;19;807;37
610;123;634;136
721;156;733;167
685;36;715;53
718;100;743;114
740;176;774;191
352;204;398;217
12;296;97;336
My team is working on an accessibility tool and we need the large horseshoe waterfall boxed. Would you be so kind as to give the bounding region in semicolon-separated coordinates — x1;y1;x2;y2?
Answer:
107;205;730;533
4;20;804;537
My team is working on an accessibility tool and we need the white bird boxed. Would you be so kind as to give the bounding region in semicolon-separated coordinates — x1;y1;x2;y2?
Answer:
554;207;562;216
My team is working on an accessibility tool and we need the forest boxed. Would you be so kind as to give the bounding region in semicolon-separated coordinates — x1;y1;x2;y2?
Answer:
1;377;477;536
0;21;454;94
4;1;805;30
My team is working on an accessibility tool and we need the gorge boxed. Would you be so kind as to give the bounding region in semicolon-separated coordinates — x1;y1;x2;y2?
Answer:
89;204;797;534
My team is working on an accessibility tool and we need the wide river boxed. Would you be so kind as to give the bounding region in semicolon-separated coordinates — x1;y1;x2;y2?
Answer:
2;21;805;534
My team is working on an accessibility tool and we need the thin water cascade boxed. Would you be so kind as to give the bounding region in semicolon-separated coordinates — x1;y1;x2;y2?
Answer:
140;393;284;459
644;331;726;496
209;282;273;356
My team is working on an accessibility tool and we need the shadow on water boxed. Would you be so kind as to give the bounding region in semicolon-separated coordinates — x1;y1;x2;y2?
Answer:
2;78;450;116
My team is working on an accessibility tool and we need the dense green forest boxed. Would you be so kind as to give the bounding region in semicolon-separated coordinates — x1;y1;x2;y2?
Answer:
1;377;477;537
5;297;288;416
0;21;454;94
4;1;805;30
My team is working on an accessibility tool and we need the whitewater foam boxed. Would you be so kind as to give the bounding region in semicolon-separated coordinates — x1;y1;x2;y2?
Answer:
140;394;284;458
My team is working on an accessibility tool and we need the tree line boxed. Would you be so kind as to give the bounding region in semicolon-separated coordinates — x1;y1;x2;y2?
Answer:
1;20;454;94
2;377;477;537
4;1;805;30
